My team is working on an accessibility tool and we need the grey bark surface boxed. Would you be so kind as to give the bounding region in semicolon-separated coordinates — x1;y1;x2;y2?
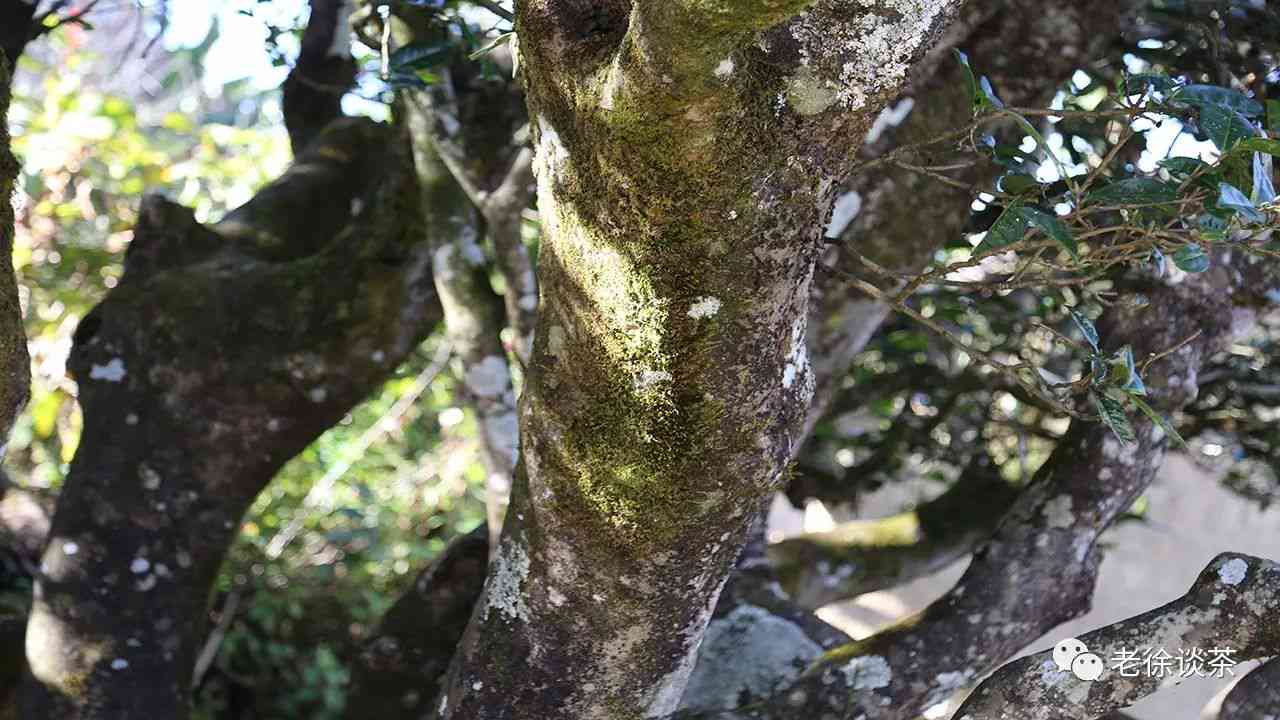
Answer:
433;2;969;718
18;119;446;719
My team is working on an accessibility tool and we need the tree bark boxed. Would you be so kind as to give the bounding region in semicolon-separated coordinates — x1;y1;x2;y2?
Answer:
19;119;445;719
0;51;30;467
1219;657;1280;720
957;554;1280;719
691;246;1280;720
432;2;967;717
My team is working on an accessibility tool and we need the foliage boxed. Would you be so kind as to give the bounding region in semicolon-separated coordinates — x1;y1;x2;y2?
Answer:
803;0;1278;508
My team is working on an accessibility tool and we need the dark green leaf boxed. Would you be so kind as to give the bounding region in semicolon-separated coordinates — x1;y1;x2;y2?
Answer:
1177;85;1265;116
998;173;1040;194
973;201;1031;254
389;41;454;72
1172;243;1210;273
1159;157;1212;176
1199;103;1257;152
954;50;986;111
1069;308;1100;352
1087;178;1179;207
1092;390;1136;444
1131;396;1187;449
1197;214;1228;241
1217;182;1266;223
1019;206;1078;259
1235;138;1280;157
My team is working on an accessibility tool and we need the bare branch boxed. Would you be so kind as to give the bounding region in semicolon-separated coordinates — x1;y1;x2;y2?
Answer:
283;0;359;155
956;553;1280;720
769;452;1017;609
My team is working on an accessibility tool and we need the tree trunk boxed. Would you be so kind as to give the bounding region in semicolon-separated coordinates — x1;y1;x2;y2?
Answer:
19;120;444;719
433;3;966;717
0;49;30;464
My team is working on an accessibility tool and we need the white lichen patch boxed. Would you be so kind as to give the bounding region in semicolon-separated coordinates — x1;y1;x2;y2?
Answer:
1043;495;1075;529
785;66;839;115
547;326;567;357
678;604;823;712
789;0;953;111
781;316;814;401
62;542;79;556
841;654;892;690
484;539;531;623
110;658;129;671
714;57;735;79
89;358;127;382
687;296;722;320
636;369;673;391
138;463;162;491
130;557;150;574
824;191;863;239
465;356;511;398
1219;557;1249;586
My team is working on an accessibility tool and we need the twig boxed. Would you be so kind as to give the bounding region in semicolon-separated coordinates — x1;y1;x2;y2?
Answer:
191;587;241;689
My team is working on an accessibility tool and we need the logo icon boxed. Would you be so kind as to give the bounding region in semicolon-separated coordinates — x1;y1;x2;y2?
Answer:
1053;638;1104;681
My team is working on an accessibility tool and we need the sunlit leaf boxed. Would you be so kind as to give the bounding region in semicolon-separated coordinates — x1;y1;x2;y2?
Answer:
1069;307;1100;352
1252;152;1276;205
1217;182;1266;223
468;32;514;60
1087;177;1179;207
1236;137;1280;157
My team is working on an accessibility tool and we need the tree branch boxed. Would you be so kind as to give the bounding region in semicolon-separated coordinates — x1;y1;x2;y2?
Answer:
769;452;1017;609
1218;657;1280;720
685;244;1276;720
956;553;1280;719
346;528;489;719
19;117;447;719
283;0;359;155
0;50;29;463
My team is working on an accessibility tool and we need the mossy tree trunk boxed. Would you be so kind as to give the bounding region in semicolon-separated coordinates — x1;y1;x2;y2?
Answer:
0;48;30;468
18;119;444;720
433;2;966;717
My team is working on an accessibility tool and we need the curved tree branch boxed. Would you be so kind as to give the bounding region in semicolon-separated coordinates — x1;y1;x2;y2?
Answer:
956;553;1280;719
685;244;1279;720
283;0;358;155
1218;657;1280;720
346;528;489;719
769;451;1017;609
18;116;446;719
